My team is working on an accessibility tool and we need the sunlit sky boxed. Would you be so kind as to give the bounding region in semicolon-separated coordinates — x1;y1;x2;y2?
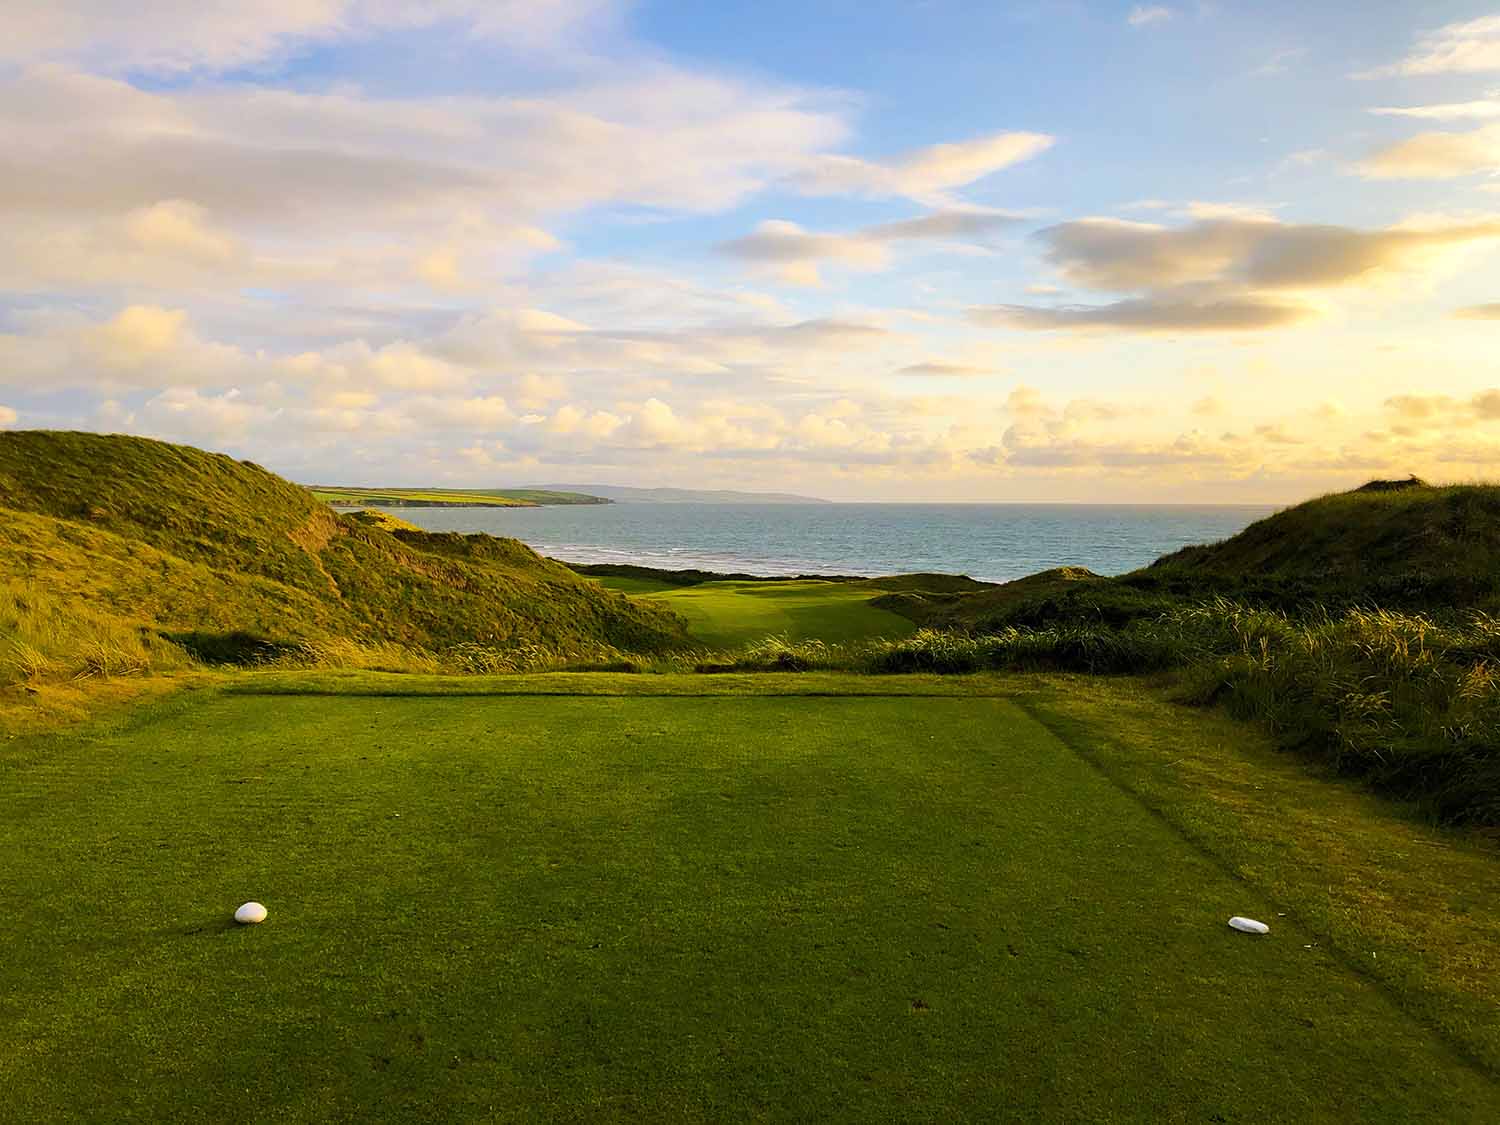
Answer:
3;2;1500;501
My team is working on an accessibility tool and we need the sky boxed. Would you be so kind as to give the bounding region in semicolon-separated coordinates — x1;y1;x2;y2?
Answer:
2;2;1500;502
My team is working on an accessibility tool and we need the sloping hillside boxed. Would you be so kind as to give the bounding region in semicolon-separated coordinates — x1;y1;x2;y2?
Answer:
1139;482;1500;607
927;480;1500;631
0;432;686;675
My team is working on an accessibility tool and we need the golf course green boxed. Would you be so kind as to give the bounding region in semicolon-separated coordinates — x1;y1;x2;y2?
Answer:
4;673;1496;1122
591;577;917;648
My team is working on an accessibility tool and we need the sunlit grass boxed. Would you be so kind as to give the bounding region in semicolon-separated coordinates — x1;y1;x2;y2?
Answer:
4;675;1496;1121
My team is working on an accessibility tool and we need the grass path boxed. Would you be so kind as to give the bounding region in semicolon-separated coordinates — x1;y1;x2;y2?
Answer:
3;676;1497;1122
591;578;916;647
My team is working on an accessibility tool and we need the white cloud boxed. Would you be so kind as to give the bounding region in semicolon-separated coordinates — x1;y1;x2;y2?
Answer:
1128;6;1173;28
1371;100;1500;122
1359;15;1500;78
1253;48;1308;77
402;395;514;430
718;209;1018;284
1359;124;1500;179
1;1;618;73
0;405;17;427
0;63;848;297
792;132;1054;203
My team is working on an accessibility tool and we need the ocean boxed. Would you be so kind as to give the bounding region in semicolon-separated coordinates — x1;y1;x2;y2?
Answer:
376;502;1280;584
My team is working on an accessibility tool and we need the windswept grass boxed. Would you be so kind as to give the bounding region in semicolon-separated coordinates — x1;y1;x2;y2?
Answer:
0;579;191;689
0;432;689;686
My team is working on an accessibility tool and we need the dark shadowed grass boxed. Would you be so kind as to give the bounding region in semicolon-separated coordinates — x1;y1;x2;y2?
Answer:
2;675;1497;1122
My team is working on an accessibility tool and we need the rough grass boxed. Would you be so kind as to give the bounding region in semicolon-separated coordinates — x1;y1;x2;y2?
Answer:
0;431;688;673
1140;482;1500;610
0;579;192;688
3;675;1496;1121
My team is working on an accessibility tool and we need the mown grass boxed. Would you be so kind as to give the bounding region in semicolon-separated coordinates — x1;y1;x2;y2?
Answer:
668;607;1499;826
594;577;917;648
3;675;1496;1121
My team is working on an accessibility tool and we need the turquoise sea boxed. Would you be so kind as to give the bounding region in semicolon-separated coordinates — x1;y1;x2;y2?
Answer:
381;503;1280;584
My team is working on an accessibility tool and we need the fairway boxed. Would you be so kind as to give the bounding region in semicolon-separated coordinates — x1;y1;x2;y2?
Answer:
593;577;917;647
3;678;1496;1122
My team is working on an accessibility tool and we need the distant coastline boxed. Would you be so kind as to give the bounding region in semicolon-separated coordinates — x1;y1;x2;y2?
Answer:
530;484;830;504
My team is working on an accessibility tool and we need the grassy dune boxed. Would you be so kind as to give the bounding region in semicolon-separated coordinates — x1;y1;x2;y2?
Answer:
4;674;1496;1121
0;432;687;689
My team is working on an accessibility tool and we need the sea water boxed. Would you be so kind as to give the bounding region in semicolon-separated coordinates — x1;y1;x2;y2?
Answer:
378;503;1279;584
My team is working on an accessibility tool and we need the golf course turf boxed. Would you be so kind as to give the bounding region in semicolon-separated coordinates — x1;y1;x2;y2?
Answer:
4;675;1497;1122
590;577;918;648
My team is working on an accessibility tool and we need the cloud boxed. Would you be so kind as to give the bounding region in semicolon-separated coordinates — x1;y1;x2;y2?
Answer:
998;426;1234;470
90;305;190;362
1192;396;1224;416
1253;48;1308;77
1253;423;1302;446
1359;124;1500;179
1371;100;1500;121
1358;15;1500;78
718;221;887;285
2;1;618;73
718;209;1019;283
0;63;848;297
0;405;16;427
1456;303;1500;320
1128;6;1173;28
1030;215;1500;291
1004;386;1048;416
971;296;1315;333
862;210;1023;241
1383;388;1500;432
896;362;992;377
974;213;1500;335
402;395;514;430
792;132;1054;202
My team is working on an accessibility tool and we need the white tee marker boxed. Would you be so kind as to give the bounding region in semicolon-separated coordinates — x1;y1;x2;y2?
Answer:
1228;916;1269;934
234;901;268;925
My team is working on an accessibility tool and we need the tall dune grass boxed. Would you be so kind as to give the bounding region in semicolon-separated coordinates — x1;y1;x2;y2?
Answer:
0;580;193;687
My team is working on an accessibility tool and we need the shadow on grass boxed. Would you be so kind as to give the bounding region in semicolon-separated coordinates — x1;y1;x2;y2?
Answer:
177;916;245;939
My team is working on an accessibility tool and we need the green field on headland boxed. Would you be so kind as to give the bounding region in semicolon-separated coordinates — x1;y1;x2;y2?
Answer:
310;486;609;508
4;673;1497;1122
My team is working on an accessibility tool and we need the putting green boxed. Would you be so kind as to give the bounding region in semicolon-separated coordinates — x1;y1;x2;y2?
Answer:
594;578;916;647
3;678;1495;1122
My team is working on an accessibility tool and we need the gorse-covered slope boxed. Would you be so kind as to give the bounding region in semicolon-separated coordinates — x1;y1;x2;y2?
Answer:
0;432;686;675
